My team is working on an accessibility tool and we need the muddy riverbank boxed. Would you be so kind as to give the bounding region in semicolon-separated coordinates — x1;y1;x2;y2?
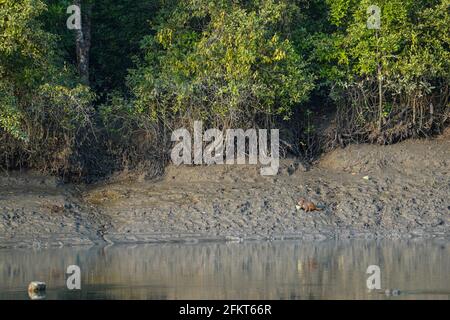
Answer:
1;131;449;248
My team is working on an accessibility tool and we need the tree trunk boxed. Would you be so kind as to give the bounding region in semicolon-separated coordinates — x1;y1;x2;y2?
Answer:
376;30;383;132
74;0;91;85
378;64;383;131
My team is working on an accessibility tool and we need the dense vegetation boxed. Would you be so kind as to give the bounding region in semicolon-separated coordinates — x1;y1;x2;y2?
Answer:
0;0;448;180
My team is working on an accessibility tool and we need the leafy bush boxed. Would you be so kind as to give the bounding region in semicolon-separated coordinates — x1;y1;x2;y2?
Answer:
0;0;94;175
1;0;449;178
98;93;168;178
128;0;314;130
314;0;449;145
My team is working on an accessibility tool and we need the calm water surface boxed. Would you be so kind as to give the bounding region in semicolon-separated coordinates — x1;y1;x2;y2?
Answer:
0;240;449;299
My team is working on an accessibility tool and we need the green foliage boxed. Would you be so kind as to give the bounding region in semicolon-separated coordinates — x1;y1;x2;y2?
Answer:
128;0;314;128
1;0;449;177
1;0;50;140
324;0;449;80
0;80;23;140
41;0;159;96
313;0;449;143
0;0;94;174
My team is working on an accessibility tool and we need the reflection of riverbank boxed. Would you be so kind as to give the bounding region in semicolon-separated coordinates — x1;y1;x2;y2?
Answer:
0;240;449;300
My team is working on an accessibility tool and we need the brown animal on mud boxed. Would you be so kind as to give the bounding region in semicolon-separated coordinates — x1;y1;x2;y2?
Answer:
297;198;322;212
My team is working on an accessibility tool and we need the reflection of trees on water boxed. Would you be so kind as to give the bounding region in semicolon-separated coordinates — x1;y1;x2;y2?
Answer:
0;240;449;299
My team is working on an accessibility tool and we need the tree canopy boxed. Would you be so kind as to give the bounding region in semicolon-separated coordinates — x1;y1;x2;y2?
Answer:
0;0;448;178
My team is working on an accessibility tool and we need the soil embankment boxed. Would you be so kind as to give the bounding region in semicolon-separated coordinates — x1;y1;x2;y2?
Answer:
1;131;449;248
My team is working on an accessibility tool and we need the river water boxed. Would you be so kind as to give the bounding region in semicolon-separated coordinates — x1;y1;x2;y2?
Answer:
0;240;449;300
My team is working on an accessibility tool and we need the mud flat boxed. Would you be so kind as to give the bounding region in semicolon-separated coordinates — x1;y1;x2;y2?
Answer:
1;131;449;248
